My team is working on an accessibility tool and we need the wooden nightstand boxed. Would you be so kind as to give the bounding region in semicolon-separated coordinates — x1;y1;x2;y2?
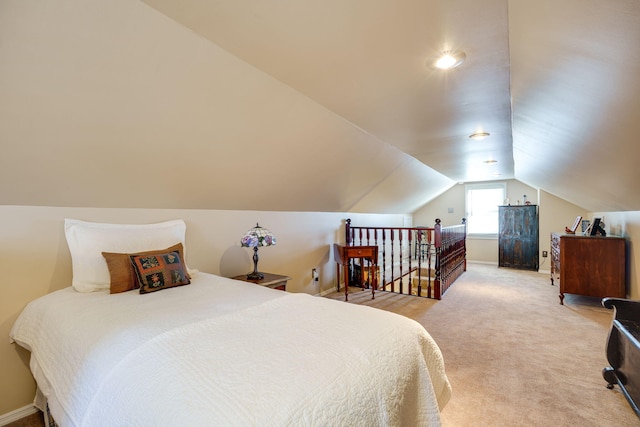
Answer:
231;272;291;291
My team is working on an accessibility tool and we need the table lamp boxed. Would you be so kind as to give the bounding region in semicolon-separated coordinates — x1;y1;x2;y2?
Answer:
241;223;276;280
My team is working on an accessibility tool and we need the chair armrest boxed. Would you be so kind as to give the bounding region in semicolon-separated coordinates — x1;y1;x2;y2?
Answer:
603;297;640;322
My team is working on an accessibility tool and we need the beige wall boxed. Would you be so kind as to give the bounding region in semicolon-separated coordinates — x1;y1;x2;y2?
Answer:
413;184;465;228
0;206;403;415
538;190;587;273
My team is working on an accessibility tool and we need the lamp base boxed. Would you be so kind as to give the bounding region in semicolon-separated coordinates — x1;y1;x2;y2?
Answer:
246;271;264;280
247;246;264;280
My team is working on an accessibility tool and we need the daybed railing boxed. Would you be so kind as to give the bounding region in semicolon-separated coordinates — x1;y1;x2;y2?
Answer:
345;218;466;299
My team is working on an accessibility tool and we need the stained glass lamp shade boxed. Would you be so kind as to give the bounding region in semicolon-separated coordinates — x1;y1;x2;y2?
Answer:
240;223;276;280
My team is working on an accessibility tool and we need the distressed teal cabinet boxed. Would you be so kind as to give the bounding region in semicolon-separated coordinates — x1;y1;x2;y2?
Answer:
498;205;539;271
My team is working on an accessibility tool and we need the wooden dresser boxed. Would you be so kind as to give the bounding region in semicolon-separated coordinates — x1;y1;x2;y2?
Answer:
550;232;626;304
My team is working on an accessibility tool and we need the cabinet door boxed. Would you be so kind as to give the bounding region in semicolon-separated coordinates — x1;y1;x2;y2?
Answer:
498;206;516;267
499;205;539;270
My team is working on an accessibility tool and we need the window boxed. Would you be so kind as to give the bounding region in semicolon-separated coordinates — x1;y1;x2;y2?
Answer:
465;183;506;236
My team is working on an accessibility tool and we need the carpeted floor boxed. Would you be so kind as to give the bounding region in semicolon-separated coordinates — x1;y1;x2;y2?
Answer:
325;262;639;426
4;412;44;427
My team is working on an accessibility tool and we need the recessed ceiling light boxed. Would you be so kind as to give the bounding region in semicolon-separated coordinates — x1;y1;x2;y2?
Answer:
469;132;490;141
429;51;466;70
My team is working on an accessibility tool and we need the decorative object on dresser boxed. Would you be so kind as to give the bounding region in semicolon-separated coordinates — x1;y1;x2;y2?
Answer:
550;232;626;304
602;297;640;418
240;223;276;280
231;272;290;291
565;216;582;234
498;205;539;271
588;217;607;236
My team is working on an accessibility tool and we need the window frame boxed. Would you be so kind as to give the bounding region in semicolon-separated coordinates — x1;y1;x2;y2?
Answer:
464;182;506;238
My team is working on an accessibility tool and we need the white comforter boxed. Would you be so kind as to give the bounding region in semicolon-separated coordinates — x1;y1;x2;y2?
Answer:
10;273;451;426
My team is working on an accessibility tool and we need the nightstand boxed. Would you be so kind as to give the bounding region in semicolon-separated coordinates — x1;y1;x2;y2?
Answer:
231;272;291;291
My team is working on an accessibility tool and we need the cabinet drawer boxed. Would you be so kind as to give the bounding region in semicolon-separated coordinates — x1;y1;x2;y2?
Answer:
343;247;376;258
267;282;287;291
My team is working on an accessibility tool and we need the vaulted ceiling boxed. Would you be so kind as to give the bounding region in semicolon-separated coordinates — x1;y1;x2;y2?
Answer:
141;0;640;212
1;0;639;213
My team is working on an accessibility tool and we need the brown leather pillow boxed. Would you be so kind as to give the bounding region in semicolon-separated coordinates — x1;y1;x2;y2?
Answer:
102;243;188;294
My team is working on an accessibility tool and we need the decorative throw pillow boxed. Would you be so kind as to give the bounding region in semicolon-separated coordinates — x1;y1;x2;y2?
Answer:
130;251;191;294
64;218;191;293
102;243;189;294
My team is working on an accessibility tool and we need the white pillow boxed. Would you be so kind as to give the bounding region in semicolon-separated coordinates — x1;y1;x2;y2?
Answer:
64;218;192;293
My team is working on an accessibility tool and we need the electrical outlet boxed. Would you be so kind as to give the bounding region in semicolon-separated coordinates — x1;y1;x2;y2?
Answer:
542;251;548;258
312;268;319;282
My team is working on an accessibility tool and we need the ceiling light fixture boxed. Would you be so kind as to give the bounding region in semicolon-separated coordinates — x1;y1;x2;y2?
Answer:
483;159;498;164
430;51;466;70
469;132;490;141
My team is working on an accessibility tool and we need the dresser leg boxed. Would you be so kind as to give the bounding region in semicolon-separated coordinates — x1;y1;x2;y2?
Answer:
559;293;565;305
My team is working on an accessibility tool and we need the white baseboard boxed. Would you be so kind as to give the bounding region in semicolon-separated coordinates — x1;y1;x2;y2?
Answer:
0;405;37;426
467;260;498;266
467;260;551;276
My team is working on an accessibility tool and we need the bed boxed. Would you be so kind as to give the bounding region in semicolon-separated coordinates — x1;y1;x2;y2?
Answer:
9;219;451;426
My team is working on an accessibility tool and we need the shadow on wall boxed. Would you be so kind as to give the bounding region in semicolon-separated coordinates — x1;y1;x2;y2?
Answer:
50;226;73;292
219;246;251;278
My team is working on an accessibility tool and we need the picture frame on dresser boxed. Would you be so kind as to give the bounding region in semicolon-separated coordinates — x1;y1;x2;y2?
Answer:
565;216;582;234
589;217;606;236
583;221;593;236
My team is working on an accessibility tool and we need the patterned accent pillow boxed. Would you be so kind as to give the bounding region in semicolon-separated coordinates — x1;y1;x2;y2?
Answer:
130;251;191;294
103;243;189;294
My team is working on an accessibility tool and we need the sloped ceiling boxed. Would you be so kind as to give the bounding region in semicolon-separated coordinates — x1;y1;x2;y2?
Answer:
1;0;639;213
142;0;515;183
141;0;640;212
510;0;640;212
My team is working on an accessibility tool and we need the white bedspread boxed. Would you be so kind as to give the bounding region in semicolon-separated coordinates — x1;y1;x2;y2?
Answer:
10;273;451;426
